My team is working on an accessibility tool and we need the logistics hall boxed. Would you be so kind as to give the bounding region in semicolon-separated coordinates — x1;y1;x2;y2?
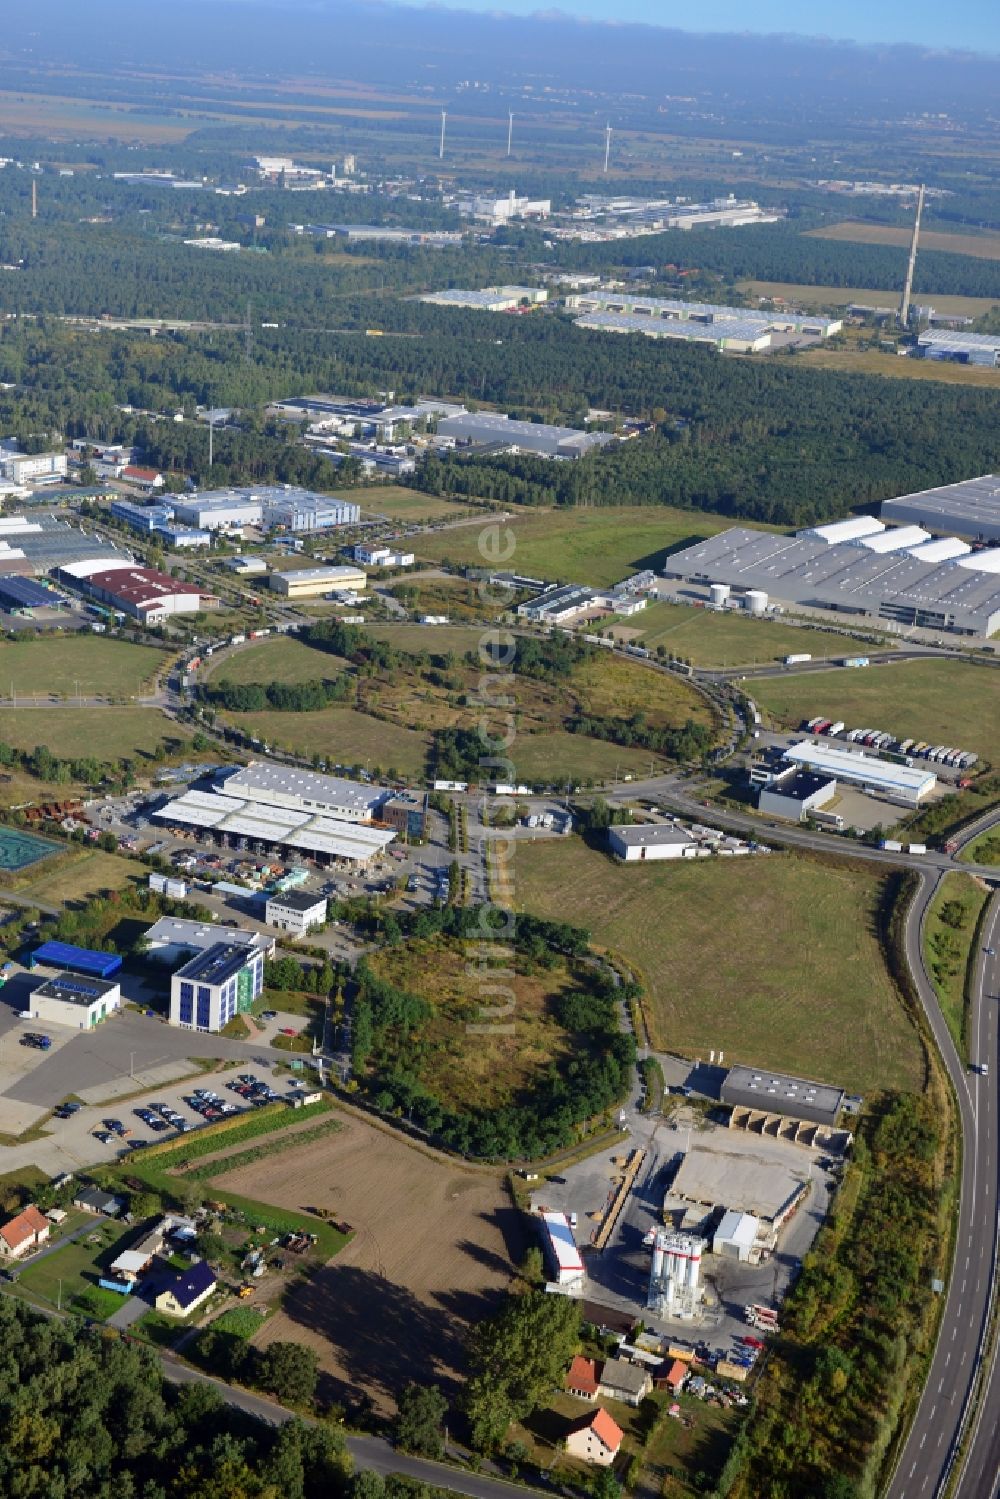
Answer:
662;515;1000;636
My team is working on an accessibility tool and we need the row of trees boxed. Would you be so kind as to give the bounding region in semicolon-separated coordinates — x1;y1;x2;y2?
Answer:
569;710;716;761
200;675;351;714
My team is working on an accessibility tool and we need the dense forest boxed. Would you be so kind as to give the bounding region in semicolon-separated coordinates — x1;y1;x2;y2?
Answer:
4;321;1000;529
0;1296;350;1499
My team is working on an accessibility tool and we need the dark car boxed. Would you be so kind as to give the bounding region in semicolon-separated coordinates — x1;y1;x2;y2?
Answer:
93;1130;113;1144
149;1120;170;1133
104;1119;126;1135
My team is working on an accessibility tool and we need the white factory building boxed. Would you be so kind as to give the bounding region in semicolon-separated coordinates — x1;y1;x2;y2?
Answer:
421;286;548;313
154;763;398;867
662;517;1000;637
28;972;121;1030
173;486;360;533
569;291;841;351
779;741;935;808
0;450;68;486
437;412;613;460
456;190;551;227
352;544;414;568
268;564;367;598
142;917;274;966
712;1211;760;1262
607;823;750;861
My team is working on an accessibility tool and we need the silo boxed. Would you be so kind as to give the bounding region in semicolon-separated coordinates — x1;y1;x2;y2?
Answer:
744;589;769;615
709;582;731;608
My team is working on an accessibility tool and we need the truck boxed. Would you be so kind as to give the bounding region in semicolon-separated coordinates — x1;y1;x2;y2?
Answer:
880;839;903;852
842;656;870;668
784;653;812;666
827;721;845;737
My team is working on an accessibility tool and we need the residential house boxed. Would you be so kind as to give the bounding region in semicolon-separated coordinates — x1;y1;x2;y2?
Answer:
598;1357;653;1406
72;1186;123;1216
565;1355;601;1400
122;466;165;493
154;1259;217;1317
564;1408;623;1467
0;1204;51;1260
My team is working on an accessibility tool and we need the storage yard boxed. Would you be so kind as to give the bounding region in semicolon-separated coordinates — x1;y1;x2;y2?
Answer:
232;1112;515;1411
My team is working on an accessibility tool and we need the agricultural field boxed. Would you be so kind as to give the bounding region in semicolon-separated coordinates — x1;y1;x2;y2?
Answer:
0;707;192;765
516;840;924;1094
623;602;880;667
226;1111;515;1412
411;505;754;587
750;660;1000;767
0;636;167;699
357;486;481;524
366;938;586;1113
736;280;1000;317
808;220;1000;261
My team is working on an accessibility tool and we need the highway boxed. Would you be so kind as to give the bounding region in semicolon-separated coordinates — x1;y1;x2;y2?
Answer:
884;828;999;1499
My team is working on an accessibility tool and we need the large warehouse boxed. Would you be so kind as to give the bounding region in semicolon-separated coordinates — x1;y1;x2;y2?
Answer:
567;291;841;339
575;310;776;353
436;412;614;460
662;522;1000;636
880;474;1000;544
59;560;204;623
917;330;1000;367
721;1065;844;1128
173;486;360;533
779;741;935;807
154;764;398;866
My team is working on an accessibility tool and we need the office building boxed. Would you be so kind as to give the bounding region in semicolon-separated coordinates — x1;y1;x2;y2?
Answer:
269;564;366;598
437;412;614;460
169;941;265;1032
110;500;176;534
0;451;67;485
379;791;428;841
265;889;328;936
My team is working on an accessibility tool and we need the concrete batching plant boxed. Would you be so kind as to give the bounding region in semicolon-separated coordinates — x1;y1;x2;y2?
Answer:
646;1229;705;1317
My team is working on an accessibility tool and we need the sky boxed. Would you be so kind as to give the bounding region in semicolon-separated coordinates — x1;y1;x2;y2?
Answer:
395;0;1000;53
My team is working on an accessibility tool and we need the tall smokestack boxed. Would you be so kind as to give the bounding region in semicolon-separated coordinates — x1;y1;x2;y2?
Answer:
31;179;37;219
899;183;926;327
603;124;612;174
439;110;447;161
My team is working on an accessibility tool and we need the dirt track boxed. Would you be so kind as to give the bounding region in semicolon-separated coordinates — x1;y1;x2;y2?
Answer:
213;1111;520;1411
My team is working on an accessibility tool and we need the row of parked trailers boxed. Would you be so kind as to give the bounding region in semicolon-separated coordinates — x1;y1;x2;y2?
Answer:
803;717;978;771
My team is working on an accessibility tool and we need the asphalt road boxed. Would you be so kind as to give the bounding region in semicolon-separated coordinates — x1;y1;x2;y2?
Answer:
885;844;1000;1497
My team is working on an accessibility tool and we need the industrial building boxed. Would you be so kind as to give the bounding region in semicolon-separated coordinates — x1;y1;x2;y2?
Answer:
918;329;1000;367
880;474;1000;544
29;942;122;979
379;791;428;842
28;971;121;1030
268;564;366;598
666;1140;811;1230
297;223;463;248
224;554;268;576
0;576;64;614
421;285;548;312
757;769;838;823
712;1211;760;1262
776;740;936;807
575;310;777;353
456;190;551;226
153;763;398;867
566;291;841;340
169;940;266;1032
142;916;273;966
59;560;205;624
110;500;175;534
0;515;130;577
353;544;415;568
173;486;360;533
662;522;1000;637
516;583;606;624
721;1065;845;1129
609;824;713;861
265;889;328;936
436;412;614;460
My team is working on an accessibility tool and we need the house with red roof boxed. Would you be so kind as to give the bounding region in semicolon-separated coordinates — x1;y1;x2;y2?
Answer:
0;1204;51;1260
564;1407;624;1467
565;1355;602;1400
122;466;165;493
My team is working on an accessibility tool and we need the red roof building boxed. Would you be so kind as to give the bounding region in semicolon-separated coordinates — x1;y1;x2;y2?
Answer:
122;466;165;490
566;1355;601;1400
84;565;202;623
0;1204;51;1259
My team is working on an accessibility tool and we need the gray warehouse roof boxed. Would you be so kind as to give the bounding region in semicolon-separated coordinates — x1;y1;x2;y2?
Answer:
663;525;1000;636
880;474;1000;543
722;1064;844;1127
